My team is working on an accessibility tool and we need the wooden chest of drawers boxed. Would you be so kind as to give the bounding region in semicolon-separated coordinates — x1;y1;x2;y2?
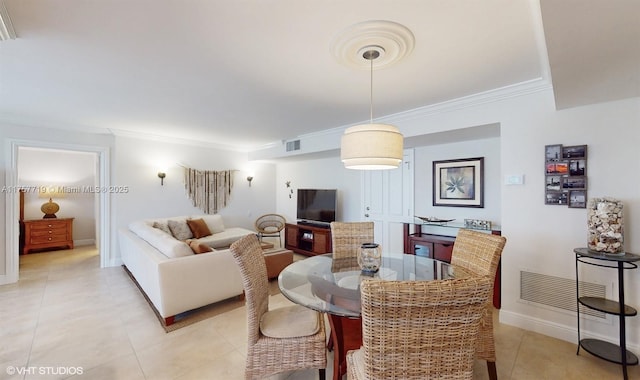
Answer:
22;218;74;255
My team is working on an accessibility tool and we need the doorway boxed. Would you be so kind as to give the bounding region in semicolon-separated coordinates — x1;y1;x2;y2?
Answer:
18;147;98;258
4;139;111;285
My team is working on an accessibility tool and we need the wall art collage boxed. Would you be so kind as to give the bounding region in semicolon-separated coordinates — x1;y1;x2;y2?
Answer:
544;144;587;208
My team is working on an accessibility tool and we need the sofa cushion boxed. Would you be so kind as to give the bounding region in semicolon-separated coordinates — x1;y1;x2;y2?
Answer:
201;214;225;234
128;221;193;258
152;221;172;235
186;218;212;238
168;219;194;241
197;227;254;249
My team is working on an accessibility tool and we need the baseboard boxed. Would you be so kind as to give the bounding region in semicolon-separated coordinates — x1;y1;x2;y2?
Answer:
498;309;640;354
74;239;96;246
0;273;18;286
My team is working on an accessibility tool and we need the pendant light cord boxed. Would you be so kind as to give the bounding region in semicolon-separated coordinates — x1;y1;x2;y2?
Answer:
362;47;380;123
369;55;373;123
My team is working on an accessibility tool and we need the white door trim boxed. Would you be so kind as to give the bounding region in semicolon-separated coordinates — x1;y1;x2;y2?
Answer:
2;139;111;285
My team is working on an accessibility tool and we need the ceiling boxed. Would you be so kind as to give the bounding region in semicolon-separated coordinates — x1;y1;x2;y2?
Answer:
0;0;638;151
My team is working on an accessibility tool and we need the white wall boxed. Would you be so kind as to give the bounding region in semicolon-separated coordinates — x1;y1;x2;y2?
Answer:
413;137;501;225
18;148;97;244
402;92;640;350
113;135;277;233
275;154;362;223
499;95;640;347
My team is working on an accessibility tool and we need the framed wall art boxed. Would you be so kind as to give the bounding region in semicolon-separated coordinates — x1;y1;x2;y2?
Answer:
544;144;587;208
569;190;587;208
433;157;484;208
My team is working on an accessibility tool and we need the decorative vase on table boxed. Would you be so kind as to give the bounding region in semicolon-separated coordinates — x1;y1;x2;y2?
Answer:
587;197;624;254
358;243;381;275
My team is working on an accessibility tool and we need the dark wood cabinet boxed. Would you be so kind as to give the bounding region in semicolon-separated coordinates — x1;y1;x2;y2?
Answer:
22;218;74;255
403;223;501;308
285;223;332;256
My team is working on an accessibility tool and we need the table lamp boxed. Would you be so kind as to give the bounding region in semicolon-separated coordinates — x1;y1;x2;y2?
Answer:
39;186;63;218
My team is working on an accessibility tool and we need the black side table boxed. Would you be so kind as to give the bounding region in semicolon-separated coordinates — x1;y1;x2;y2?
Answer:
574;248;640;380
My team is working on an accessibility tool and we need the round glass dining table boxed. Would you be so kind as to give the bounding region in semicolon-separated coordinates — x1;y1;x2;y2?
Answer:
278;253;471;380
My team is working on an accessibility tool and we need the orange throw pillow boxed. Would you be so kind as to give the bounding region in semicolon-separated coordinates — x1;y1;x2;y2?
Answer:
186;218;212;238
186;239;214;254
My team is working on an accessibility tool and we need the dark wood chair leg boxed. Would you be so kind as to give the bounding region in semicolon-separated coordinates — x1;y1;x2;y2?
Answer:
319;368;326;380
487;361;497;380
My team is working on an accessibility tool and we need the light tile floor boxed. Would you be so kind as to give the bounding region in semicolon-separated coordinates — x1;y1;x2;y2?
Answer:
1;246;637;380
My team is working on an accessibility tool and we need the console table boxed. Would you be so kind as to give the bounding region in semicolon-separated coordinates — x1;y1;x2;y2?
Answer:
22;218;74;255
403;222;502;308
574;248;639;380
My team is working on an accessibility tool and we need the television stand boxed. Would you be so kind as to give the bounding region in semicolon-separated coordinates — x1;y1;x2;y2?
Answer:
285;223;332;256
297;220;330;229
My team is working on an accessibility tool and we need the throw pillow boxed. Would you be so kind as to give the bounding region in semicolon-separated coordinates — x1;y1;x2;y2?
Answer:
167;219;193;241
201;214;225;234
186;218;212;238
186;239;214;254
152;221;172;235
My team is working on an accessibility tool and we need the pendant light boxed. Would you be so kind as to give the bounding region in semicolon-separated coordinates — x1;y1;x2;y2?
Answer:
341;46;404;170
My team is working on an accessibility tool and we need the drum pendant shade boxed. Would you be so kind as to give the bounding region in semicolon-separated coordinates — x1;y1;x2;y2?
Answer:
341;124;403;170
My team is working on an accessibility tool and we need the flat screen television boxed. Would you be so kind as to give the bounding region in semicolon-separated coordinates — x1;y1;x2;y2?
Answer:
297;189;337;226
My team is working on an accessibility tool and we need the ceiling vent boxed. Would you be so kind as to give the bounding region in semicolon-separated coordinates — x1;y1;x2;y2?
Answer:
286;140;301;152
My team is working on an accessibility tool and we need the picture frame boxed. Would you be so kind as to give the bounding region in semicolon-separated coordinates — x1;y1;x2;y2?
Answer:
563;176;587;190
545;191;568;205
562;145;587;159
568;190;587;208
545;144;563;162
545;175;563;191
546;161;568;175
569;159;586;176
433;157;484;208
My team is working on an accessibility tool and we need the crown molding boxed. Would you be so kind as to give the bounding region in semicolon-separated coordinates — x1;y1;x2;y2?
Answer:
0;0;16;41
1;77;553;154
378;78;553;124
286;77;553;144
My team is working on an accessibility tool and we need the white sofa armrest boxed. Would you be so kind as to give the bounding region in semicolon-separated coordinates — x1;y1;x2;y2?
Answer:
156;249;244;317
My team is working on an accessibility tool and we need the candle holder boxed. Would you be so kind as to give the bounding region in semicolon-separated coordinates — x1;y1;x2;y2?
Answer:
358;243;381;276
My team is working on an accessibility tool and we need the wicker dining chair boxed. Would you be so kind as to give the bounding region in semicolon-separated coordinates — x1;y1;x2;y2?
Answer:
229;234;327;380
330;221;374;270
346;276;493;380
254;213;286;247
450;229;507;380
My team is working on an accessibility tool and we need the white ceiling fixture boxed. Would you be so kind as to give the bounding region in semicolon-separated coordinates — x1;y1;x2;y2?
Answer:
337;21;411;170
0;0;16;41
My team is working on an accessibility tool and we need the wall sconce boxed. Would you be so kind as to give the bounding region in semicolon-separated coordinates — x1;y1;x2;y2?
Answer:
246;176;253;187
158;172;166;185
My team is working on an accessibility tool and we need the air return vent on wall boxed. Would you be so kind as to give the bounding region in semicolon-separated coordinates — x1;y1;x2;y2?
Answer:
286;140;301;152
520;270;606;319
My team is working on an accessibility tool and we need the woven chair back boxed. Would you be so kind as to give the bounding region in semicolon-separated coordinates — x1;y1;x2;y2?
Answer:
330;222;374;268
359;277;492;379
450;228;506;367
451;229;506;278
230;234;270;345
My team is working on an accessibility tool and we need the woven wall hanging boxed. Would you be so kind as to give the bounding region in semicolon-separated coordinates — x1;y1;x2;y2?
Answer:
183;167;234;214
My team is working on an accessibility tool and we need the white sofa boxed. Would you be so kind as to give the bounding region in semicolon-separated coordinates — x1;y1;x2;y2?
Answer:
118;214;254;325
